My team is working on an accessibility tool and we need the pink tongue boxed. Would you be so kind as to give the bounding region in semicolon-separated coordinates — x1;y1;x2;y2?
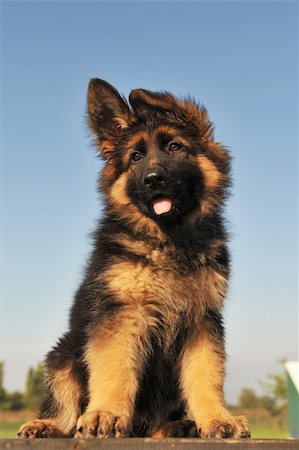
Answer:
152;198;173;215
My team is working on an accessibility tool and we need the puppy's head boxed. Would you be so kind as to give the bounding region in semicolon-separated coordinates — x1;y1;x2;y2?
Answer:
87;78;231;231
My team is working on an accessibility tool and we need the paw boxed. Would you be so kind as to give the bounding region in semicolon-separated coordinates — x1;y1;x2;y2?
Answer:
18;419;66;439
198;415;250;439
75;410;130;438
151;419;198;438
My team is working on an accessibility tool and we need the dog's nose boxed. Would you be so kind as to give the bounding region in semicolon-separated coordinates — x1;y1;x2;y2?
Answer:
143;167;167;190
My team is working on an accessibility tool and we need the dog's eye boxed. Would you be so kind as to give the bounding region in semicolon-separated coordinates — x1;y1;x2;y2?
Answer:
169;142;182;151
131;151;143;162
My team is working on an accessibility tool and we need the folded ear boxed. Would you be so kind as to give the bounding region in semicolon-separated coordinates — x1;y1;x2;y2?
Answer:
129;88;177;119
129;88;214;141
87;78;132;158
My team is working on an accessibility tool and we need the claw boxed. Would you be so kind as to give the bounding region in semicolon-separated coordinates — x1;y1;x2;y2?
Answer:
76;410;130;439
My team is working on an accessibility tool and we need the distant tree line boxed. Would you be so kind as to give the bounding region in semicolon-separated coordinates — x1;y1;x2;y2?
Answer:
0;361;44;411
238;368;288;416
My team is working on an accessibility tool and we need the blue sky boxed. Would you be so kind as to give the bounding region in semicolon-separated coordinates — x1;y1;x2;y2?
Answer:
1;1;298;404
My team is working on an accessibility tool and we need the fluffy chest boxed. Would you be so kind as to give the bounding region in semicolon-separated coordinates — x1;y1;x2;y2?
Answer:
102;258;227;317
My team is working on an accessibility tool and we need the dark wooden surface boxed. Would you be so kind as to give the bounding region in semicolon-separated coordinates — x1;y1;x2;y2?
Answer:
1;439;298;450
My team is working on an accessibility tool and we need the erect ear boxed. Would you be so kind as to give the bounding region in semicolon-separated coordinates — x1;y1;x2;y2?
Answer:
87;78;132;158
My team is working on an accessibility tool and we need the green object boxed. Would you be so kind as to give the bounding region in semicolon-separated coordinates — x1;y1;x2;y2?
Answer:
285;361;299;438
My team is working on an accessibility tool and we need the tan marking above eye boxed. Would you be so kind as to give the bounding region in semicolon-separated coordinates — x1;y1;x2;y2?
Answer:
153;127;191;150
126;131;149;149
154;125;179;136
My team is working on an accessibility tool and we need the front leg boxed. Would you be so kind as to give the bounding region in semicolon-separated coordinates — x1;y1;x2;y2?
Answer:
180;311;250;439
75;312;146;438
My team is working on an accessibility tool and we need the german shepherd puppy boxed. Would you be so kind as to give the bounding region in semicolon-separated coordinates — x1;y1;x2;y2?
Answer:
18;79;250;439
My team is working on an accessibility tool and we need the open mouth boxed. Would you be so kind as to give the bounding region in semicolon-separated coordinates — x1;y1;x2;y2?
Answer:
152;197;173;216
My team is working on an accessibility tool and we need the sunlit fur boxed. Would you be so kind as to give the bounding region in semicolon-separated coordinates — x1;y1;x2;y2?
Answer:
18;79;250;440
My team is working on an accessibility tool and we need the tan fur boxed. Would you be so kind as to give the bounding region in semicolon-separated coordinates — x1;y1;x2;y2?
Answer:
101;159;118;191
180;333;225;414
154;125;191;148
84;316;147;419
101;258;227;350
111;233;150;258
122;131;149;165
108;173;166;239
109;173;131;209
150;428;165;439
206;141;229;160
99;140;116;160
127;131;149;149
149;420;198;439
103;259;227;312
197;155;222;189
47;365;81;434
153;124;181;137
115;116;129;130
197;154;224;216
201;200;219;217
18;419;66;438
101;261;178;349
75;410;130;438
180;324;238;436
